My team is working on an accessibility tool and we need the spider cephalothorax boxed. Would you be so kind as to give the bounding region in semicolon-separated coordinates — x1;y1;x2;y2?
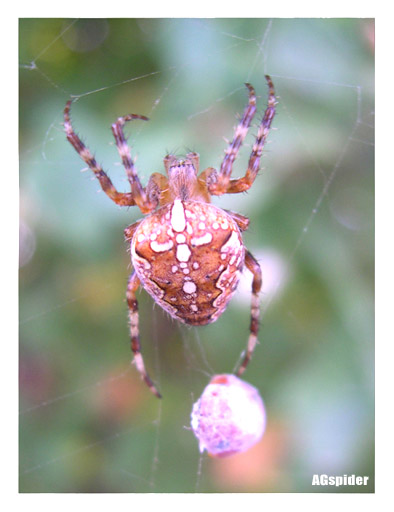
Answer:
64;75;276;398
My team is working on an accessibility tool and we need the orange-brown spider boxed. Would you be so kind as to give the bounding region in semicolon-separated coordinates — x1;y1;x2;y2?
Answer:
64;75;276;398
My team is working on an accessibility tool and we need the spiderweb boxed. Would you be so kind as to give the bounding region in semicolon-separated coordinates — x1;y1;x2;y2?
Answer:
19;18;374;497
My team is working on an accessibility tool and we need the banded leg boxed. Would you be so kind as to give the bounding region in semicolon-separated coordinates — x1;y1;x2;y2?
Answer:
112;114;157;214
209;83;257;195
209;75;276;196
127;272;162;398
226;75;276;194
64;101;136;207
236;250;262;376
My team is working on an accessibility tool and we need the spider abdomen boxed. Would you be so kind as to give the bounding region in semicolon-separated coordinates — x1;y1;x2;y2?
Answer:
131;200;245;326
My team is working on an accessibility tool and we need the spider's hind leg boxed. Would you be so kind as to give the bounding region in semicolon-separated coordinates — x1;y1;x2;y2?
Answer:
236;250;262;376
127;272;162;398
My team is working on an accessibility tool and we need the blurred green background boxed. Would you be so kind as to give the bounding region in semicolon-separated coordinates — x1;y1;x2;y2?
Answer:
19;18;374;493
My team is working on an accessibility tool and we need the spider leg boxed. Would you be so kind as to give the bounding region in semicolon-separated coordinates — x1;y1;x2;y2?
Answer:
112;114;158;214
236;250;262;376
127;271;162;398
64;101;136;207
124;220;142;243
209;83;257;196
225;75;276;194
225;210;250;232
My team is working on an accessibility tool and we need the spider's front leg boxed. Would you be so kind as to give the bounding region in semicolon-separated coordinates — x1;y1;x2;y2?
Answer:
127;271;162;399
64;101;137;207
208;75;276;196
236;250;262;376
112;114;158;214
64;100;158;214
208;83;257;196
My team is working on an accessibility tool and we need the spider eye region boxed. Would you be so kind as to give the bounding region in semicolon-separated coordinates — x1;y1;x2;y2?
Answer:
131;200;245;326
167;159;198;201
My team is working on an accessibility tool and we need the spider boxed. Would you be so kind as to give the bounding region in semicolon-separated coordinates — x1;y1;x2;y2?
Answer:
64;75;276;398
